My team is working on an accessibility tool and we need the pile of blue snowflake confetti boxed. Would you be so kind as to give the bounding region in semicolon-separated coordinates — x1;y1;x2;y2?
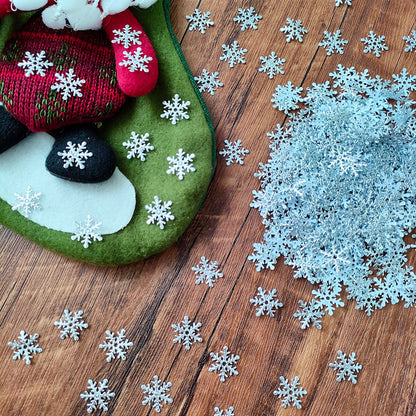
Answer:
250;65;416;326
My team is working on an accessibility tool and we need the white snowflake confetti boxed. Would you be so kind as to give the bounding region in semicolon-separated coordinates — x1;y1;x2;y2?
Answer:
71;215;103;248
361;31;388;57
51;68;85;101
172;316;202;350
194;69;224;95
123;131;154;161
8;330;42;364
329;350;362;384
258;52;285;79
99;328;133;362
80;379;115;413
160;94;190;125
192;256;223;287
219;139;249;165
54;309;88;341
145;196;174;229
214;406;235;416
112;24;142;48
17;50;53;77
166;148;195;180
403;30;416;52
335;0;352;6
220;41;247;68
271;81;303;114
12;186;41;218
233;7;262;31
273;376;307;409
186;8;214;34
209;346;240;383
280;18;308;43
119;47;153;72
250;287;283;317
141;375;173;413
57;140;93;169
319;30;348;55
293;300;325;330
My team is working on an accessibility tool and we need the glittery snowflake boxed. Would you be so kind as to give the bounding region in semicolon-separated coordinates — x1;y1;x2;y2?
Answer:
119;47;153;72
319;30;348;55
80;379;115;413
258;52;285;79
166;148;195;180
329;350;362;384
141;375;173;413
335;0;352;6
186;8;214;34
112;24;142;48
220;41;247;68
209;346;240;382
361;31;388;57
71;215;103;248
250;287;283;317
194;69;223;95
192;256;223;287
57;141;93;169
214;406;234;416
8;331;42;364
280;18;308;43
51;68;85;100
12;186;41;218
172;316;202;350
293;300;325;330
123;131;154;160
271;81;303;114
160;94;190;125
403;30;416;52
273;376;307;409
233;7;262;31
18;50;53;77
219;139;249;165
54;309;88;341
99;329;133;362
145;196;174;229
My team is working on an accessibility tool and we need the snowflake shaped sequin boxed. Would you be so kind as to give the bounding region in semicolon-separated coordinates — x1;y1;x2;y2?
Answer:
329;350;362;384
80;379;115;413
233;7;262;31
141;375;173;413
51;68;85;100
194;69;224;95
335;0;352;6
172;316;202;350
12;186;41;218
214;406;235;416
99;329;133;362
258;52;285;79
220;41;247;68
219;139;249;165
271;81;303;114
192;256;223;287
57;141;93;169
209;346;240;382
18;50;53;77
119;47;153;72
123;132;154;161
273;376;307;409
403;30;416;52
319;30;348;55
250;287;283;317
280;18;308;42
361;31;388;57
8;331;42;364
145;196;174;229
293;300;325;330
160;94;190;125
186;8;214;34
112;24;142;48
166;148;195;180
54;309;88;341
71;215;103;248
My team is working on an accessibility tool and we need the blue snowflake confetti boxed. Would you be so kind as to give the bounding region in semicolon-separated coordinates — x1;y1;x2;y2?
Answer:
186;9;214;34
220;41;247;68
258;52;285;79
361;31;388;57
329;350;362;384
280;18;308;43
273;376;307;409
219;140;249;165
194;69;223;95
403;30;416;52
293;300;325;330
233;7;262;31
271;81;303;114
319;30;348;55
335;0;352;6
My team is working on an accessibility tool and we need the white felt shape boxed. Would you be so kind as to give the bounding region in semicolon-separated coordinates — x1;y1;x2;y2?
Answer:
12;0;47;11
0;133;136;235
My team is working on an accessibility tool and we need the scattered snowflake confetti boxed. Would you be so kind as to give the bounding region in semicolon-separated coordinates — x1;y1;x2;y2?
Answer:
319;30;348;55
8;331;42;364
51;68;85;101
361;31;388;57
80;379;115;413
273;376;307;409
219;139;249;165
160;94;190;125
54;309;88;341
250;287;283;317
280;18;308;43
71;215;103;248
220;41;247;68
172;316;202;350
122;131;154;161
192;256;223;287
186;8;214;34
57;140;93;169
99;329;133;362
329;350;362;384
293;300;325;330
403;30;416;52
141;375;173;413
214;406;235;416
258;52;285;79
12;186;41;218
112;24;142;48
119;47;153;72
18;50;53;77
233;7;262;31
166;148;196;180
271;81;303;114
145;196;174;229
209;346;240;382
194;69;224;95
335;0;352;6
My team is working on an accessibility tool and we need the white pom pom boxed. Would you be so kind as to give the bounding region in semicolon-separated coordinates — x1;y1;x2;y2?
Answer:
65;5;102;30
131;0;158;8
11;0;47;11
42;5;67;30
101;0;132;17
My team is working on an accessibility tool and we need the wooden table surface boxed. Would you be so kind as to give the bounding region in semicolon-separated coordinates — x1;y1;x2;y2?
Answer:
1;0;416;415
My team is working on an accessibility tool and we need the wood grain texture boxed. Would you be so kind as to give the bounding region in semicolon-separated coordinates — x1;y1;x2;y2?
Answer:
1;0;416;415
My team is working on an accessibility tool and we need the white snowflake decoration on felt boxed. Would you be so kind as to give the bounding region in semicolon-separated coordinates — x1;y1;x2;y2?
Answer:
403;30;416;52
273;376;307;409
214;406;234;416
361;31;388;57
99;329;133;362
280;18;308;42
160;94;190;125
166;148;195;180
250;287;283;317
80;379;115;414
233;7;262;31
192;256;223;287
194;69;224;96
145;196;174;229
71;215;103;248
141;375;173;413
219;139;249;165
335;0;352;6
8;330;42;364
51;68;85;101
54;309;88;341
112;24;142;48
271;81;303;114
18;50;53;77
186;8;214;34
57;141;93;169
119;47;153;72
123;131;154;160
258;52;285;79
329;350;362;384
220;41;247;68
319;30;348;55
12;186;41;218
172;316;202;351
209;346;240;383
